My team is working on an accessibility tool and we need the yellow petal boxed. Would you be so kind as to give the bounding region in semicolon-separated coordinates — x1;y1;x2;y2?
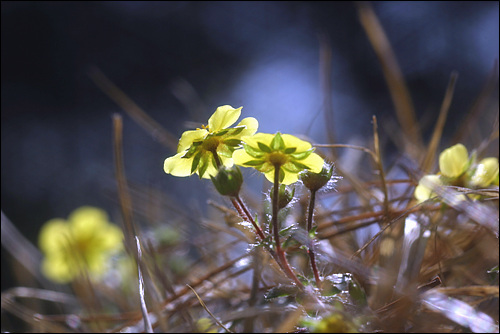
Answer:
241;133;275;148
235;117;259;137
38;219;71;255
469;157;499;187
281;134;312;152
233;148;256;166
177;129;208;153
208;105;242;132
414;174;442;203
281;171;300;185
439;143;468;178
69;206;109;239
164;152;195;177
97;223;124;251
300;152;324;173
41;254;75;284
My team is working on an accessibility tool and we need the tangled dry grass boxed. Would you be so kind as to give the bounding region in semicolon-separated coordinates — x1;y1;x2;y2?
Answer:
1;3;498;333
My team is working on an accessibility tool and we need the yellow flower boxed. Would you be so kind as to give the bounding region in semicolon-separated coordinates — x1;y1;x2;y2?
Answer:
439;143;469;178
164;105;258;179
38;206;123;283
414;174;442;203
468;157;499;187
233;132;324;185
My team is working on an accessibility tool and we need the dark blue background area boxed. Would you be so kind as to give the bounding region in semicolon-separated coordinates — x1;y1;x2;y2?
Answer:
1;1;498;291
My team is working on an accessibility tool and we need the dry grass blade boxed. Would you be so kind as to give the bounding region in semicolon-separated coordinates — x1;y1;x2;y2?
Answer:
421;71;459;173
187;284;233;333
357;2;423;155
89;66;179;152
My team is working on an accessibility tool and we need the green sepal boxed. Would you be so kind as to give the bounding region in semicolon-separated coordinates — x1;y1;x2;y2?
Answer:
225;126;245;136
191;151;202;174
242;159;265;167
223;139;241;147
257;142;272;153
197;154;210;178
290;148;313;160
181;145;199;159
244;144;265;158
271;132;285;151
284;147;297;154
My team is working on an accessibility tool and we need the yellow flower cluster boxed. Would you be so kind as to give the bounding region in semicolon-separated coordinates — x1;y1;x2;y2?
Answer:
164;106;325;185
38;206;123;283
414;143;499;203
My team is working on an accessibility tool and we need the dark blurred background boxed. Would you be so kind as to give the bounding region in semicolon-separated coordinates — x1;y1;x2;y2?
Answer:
1;1;498;292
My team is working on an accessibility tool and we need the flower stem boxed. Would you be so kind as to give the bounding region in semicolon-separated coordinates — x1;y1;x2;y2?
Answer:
210;150;266;241
272;166;304;289
307;189;322;288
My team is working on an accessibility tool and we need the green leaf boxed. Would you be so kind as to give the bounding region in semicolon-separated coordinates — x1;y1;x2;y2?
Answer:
264;285;297;300
348;280;367;307
284;147;297;154
257;142;272;153
271;132;285;151
308;226;318;239
279;224;297;237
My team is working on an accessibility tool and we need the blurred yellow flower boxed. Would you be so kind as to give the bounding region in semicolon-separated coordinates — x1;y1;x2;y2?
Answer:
414;174;443;203
38;206;123;283
468;157;499;188
164;105;258;179
439;143;469;178
233;132;324;185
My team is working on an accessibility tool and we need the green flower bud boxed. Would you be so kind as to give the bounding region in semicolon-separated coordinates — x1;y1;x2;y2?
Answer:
299;163;334;192
270;184;295;210
210;165;243;197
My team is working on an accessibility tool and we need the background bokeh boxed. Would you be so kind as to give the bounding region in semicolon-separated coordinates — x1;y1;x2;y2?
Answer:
1;1;498;292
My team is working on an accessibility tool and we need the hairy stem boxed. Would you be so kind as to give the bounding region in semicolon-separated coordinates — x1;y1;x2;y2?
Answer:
307;189;321;288
271;166;304;288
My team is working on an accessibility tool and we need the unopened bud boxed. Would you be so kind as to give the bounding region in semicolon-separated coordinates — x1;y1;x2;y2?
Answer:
270;184;295;210
299;163;334;192
210;165;243;197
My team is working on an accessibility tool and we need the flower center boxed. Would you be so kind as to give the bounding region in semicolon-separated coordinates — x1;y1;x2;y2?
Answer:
202;137;220;152
268;152;288;167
